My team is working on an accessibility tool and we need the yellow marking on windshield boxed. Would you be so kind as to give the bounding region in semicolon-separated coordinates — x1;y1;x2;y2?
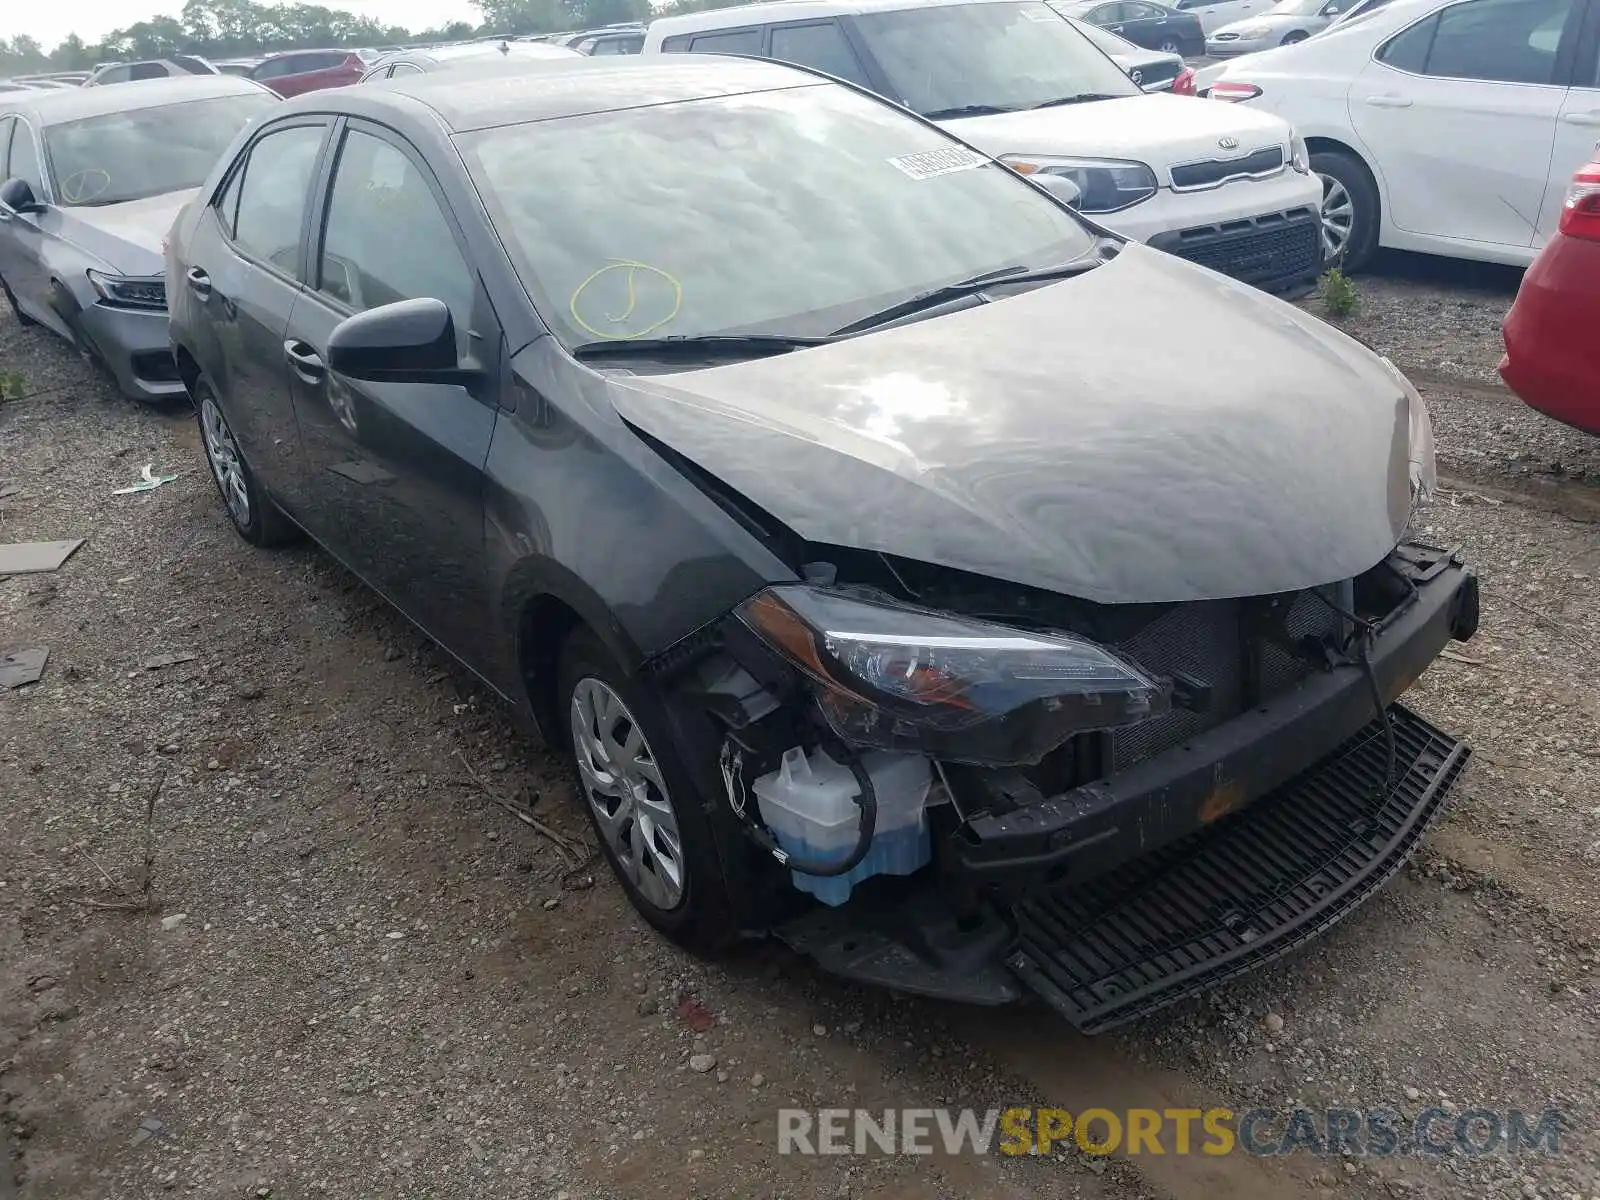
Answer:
60;168;111;204
569;259;683;340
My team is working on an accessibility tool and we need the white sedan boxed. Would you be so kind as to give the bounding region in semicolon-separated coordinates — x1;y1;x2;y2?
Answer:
1204;0;1600;268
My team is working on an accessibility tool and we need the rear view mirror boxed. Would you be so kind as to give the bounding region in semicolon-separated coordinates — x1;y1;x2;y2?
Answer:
0;177;45;216
327;297;465;382
1035;173;1084;209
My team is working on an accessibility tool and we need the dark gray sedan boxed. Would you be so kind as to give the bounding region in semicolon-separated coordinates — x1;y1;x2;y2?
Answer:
0;76;277;401
166;57;1478;1031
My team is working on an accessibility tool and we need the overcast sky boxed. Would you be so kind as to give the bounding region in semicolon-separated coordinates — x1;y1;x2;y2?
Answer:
1;0;483;48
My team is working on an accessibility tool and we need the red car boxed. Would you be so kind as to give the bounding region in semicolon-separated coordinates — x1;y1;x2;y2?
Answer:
1501;150;1600;435
247;48;377;97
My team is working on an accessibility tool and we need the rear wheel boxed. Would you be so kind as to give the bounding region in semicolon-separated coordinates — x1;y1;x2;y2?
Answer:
1158;37;1183;52
1311;148;1380;271
195;378;300;547
559;627;735;952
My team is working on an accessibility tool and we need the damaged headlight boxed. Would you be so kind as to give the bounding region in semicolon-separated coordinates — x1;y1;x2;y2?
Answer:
737;586;1167;766
1381;356;1437;506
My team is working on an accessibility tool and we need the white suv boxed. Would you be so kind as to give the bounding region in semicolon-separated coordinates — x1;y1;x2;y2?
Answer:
642;0;1327;291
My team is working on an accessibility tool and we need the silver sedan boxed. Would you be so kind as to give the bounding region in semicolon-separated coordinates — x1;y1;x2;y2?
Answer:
0;76;277;401
1206;0;1350;55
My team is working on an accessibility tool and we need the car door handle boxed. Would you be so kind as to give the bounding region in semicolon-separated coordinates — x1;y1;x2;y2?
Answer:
186;267;212;298
1561;111;1600;127
1364;94;1413;108
283;340;326;381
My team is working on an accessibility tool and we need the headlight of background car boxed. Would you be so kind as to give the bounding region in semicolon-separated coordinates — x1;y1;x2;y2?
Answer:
737;585;1167;766
1290;132;1310;173
1001;155;1159;214
86;270;167;311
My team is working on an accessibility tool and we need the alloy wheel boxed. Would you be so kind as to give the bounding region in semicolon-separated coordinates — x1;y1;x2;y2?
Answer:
201;394;251;527
1159;38;1181;52
570;677;686;911
1318;173;1355;262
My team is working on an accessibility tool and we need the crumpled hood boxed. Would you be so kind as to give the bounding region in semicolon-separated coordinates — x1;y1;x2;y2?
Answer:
607;245;1416;606
940;92;1293;187
60;188;198;277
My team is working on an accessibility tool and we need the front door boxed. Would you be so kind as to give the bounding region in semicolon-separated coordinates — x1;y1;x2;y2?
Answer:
1350;0;1577;247
0;116;60;335
181;120;330;510
285;120;501;670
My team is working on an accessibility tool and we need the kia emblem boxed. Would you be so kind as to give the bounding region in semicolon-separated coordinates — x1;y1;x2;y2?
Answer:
1218;135;1241;150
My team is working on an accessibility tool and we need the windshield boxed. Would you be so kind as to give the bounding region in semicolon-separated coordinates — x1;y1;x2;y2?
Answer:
853;0;1139;117
461;84;1096;347
45;93;277;207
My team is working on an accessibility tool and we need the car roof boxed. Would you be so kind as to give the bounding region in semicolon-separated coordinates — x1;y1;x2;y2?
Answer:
647;0;1032;36
414;41;581;63
0;74;271;124
292;53;823;132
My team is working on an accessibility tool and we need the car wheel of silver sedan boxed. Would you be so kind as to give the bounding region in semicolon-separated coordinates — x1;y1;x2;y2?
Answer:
1309;147;1379;271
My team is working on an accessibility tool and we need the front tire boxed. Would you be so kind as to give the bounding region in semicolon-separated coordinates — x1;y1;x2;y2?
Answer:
1311;148;1380;271
0;274;36;327
559;627;735;952
195;378;299;547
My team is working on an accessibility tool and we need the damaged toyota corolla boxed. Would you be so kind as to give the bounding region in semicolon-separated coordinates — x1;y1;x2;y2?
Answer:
167;56;1481;1031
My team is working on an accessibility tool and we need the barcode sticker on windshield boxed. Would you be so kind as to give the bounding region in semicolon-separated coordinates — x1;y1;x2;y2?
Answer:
887;147;988;181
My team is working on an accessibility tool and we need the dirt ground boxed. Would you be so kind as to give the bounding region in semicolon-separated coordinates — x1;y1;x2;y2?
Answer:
3;253;1599;1200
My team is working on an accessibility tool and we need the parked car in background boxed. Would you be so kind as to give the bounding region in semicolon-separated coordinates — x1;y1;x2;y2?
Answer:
1205;0;1600;269
644;0;1324;292
0;75;278;400
214;57;265;76
17;72;91;86
0;81;51;95
248;48;378;96
1501;149;1600;435
360;40;580;81
166;56;1476;1031
1050;0;1205;55
1168;0;1273;34
1207;0;1353;54
85;57;221;85
571;27;648;54
1070;14;1197;89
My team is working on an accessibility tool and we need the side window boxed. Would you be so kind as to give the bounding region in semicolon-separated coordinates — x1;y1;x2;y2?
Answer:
660;34;693;51
390;63;424;76
1126;3;1164;18
1377;13;1437;68
769;22;871;85
317;129;477;354
213;163;244;237
1090;4;1127;20
1382;0;1574;83
7;120;44;195
687;29;764;54
232;124;326;273
129;62;170;80
252;58;285;79
306;52;345;70
97;65;132;83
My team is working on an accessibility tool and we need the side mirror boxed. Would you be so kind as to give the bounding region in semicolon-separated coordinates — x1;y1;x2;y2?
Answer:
1035;173;1084;209
327;297;467;383
0;177;45;216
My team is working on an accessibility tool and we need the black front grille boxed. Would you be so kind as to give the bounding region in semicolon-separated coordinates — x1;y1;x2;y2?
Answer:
1158;207;1322;290
1109;588;1342;771
1130;63;1180;89
131;350;181;383
1170;146;1283;190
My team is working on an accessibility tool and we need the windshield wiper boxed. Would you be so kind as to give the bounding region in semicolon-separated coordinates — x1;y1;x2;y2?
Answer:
830;260;1101;337
919;103;1021;119
571;333;834;361
1030;93;1127;109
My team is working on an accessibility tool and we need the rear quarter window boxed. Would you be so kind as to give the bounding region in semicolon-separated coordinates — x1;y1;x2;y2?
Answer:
687;29;765;53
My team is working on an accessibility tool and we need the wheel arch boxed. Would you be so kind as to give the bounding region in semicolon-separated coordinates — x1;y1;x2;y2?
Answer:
1305;136;1385;232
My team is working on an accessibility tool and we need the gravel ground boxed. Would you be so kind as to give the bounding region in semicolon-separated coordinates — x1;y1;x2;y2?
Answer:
3;255;1599;1200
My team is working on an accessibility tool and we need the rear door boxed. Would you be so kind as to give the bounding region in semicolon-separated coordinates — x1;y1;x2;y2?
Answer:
766;20;875;86
1540;0;1600;243
1349;0;1579;247
284;119;501;666
179;119;331;511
